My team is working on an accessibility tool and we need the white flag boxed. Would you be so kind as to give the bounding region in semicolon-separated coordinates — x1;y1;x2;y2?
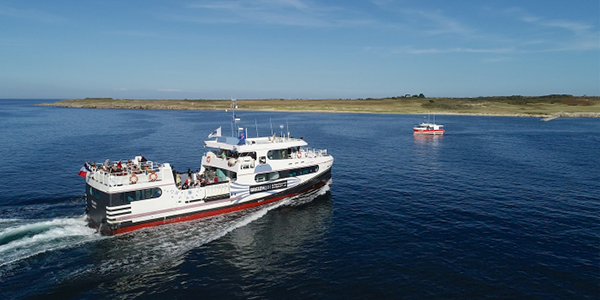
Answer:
208;126;221;138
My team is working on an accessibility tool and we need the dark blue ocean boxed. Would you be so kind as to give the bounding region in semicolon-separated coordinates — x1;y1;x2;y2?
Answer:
0;99;598;299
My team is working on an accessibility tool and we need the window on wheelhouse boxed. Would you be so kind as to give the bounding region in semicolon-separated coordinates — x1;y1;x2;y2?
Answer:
267;147;301;160
239;152;257;160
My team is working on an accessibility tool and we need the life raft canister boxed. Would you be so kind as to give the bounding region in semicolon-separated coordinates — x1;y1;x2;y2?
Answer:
130;174;138;184
149;172;158;181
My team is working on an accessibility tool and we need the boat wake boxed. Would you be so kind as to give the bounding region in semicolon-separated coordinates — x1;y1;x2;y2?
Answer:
67;185;332;281
0;185;331;298
0;216;100;268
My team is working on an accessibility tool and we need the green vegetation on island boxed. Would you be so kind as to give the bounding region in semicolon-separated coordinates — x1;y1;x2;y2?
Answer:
38;95;600;117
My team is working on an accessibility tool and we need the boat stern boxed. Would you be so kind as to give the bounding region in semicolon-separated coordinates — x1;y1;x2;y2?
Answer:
85;183;111;234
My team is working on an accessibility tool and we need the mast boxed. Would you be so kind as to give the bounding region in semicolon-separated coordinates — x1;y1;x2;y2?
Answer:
255;119;259;137
231;98;239;137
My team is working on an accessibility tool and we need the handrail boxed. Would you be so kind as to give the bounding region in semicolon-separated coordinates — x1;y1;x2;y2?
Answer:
86;160;165;187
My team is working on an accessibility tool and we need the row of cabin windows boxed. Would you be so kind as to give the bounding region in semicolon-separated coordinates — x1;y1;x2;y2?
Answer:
88;186;102;200
254;165;319;183
267;147;300;160
119;188;163;202
87;185;162;206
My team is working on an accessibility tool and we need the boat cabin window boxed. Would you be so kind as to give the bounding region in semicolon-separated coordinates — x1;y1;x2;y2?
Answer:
202;167;236;183
255;173;266;182
239;152;257;159
268;172;279;180
254;165;319;183
267;147;300;160
88;186;102;200
118;187;162;203
87;185;111;203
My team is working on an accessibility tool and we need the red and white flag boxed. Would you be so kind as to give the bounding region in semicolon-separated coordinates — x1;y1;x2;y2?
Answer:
78;165;88;177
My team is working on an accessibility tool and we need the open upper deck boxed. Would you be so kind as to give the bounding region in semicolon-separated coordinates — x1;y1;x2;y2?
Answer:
85;157;171;189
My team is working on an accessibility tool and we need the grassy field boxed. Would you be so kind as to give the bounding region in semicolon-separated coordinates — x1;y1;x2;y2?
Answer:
38;95;600;117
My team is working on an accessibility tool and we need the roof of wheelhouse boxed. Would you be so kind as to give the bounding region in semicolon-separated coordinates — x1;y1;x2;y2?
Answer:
204;136;308;152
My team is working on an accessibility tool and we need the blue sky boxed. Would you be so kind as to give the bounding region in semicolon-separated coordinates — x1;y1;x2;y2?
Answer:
1;0;598;99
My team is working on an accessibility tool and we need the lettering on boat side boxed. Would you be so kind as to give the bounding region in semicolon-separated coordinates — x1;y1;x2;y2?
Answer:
249;180;288;194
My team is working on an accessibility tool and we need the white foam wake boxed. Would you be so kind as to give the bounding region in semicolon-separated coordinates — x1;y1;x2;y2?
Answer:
0;216;100;268
76;185;331;278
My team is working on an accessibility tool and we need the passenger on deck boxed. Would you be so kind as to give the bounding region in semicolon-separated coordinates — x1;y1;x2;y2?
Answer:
176;174;182;189
199;174;208;186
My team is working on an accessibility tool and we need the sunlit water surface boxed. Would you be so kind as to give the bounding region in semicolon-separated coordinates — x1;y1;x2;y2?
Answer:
0;100;598;299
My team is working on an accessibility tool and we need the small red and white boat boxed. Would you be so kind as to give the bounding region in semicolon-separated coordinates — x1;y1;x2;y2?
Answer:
413;121;444;135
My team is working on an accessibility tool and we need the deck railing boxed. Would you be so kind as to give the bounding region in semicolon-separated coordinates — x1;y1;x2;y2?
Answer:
87;161;165;187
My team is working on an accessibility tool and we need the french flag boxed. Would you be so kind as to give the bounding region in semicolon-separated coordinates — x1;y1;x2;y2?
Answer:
78;164;90;177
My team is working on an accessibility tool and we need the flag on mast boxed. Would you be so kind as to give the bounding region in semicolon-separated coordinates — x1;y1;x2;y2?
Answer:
78;164;90;177
208;126;221;138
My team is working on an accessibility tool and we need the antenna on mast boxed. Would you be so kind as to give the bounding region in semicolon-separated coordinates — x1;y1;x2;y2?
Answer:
286;119;290;138
255;119;259;137
231;98;239;137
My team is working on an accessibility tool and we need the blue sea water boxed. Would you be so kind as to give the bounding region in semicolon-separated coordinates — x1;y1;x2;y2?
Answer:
0;99;598;299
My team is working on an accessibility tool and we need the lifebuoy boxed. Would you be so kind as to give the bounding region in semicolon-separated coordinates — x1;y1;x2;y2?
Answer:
207;156;211;163
149;172;158;181
130;174;138;184
297;152;302;159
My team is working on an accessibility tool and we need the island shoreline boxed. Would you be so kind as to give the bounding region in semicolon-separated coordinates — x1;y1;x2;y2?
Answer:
37;96;600;118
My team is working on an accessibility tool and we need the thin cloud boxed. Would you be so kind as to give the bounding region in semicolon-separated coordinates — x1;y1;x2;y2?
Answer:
175;0;369;28
399;8;474;37
537;20;593;34
0;5;65;23
402;47;515;54
108;30;163;38
503;7;599;51
157;89;183;92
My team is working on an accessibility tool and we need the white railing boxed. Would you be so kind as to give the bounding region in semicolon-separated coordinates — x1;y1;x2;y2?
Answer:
299;148;329;158
204;181;230;199
87;161;165;187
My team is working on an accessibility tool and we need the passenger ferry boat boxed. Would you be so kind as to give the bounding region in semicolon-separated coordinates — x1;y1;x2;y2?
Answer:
82;101;334;235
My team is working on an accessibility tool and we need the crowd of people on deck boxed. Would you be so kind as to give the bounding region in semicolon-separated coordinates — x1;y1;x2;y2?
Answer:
87;156;155;176
87;155;227;189
171;167;225;190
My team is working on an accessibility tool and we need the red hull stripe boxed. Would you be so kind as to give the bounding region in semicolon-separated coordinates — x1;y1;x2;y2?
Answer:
413;130;444;134
110;181;328;235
